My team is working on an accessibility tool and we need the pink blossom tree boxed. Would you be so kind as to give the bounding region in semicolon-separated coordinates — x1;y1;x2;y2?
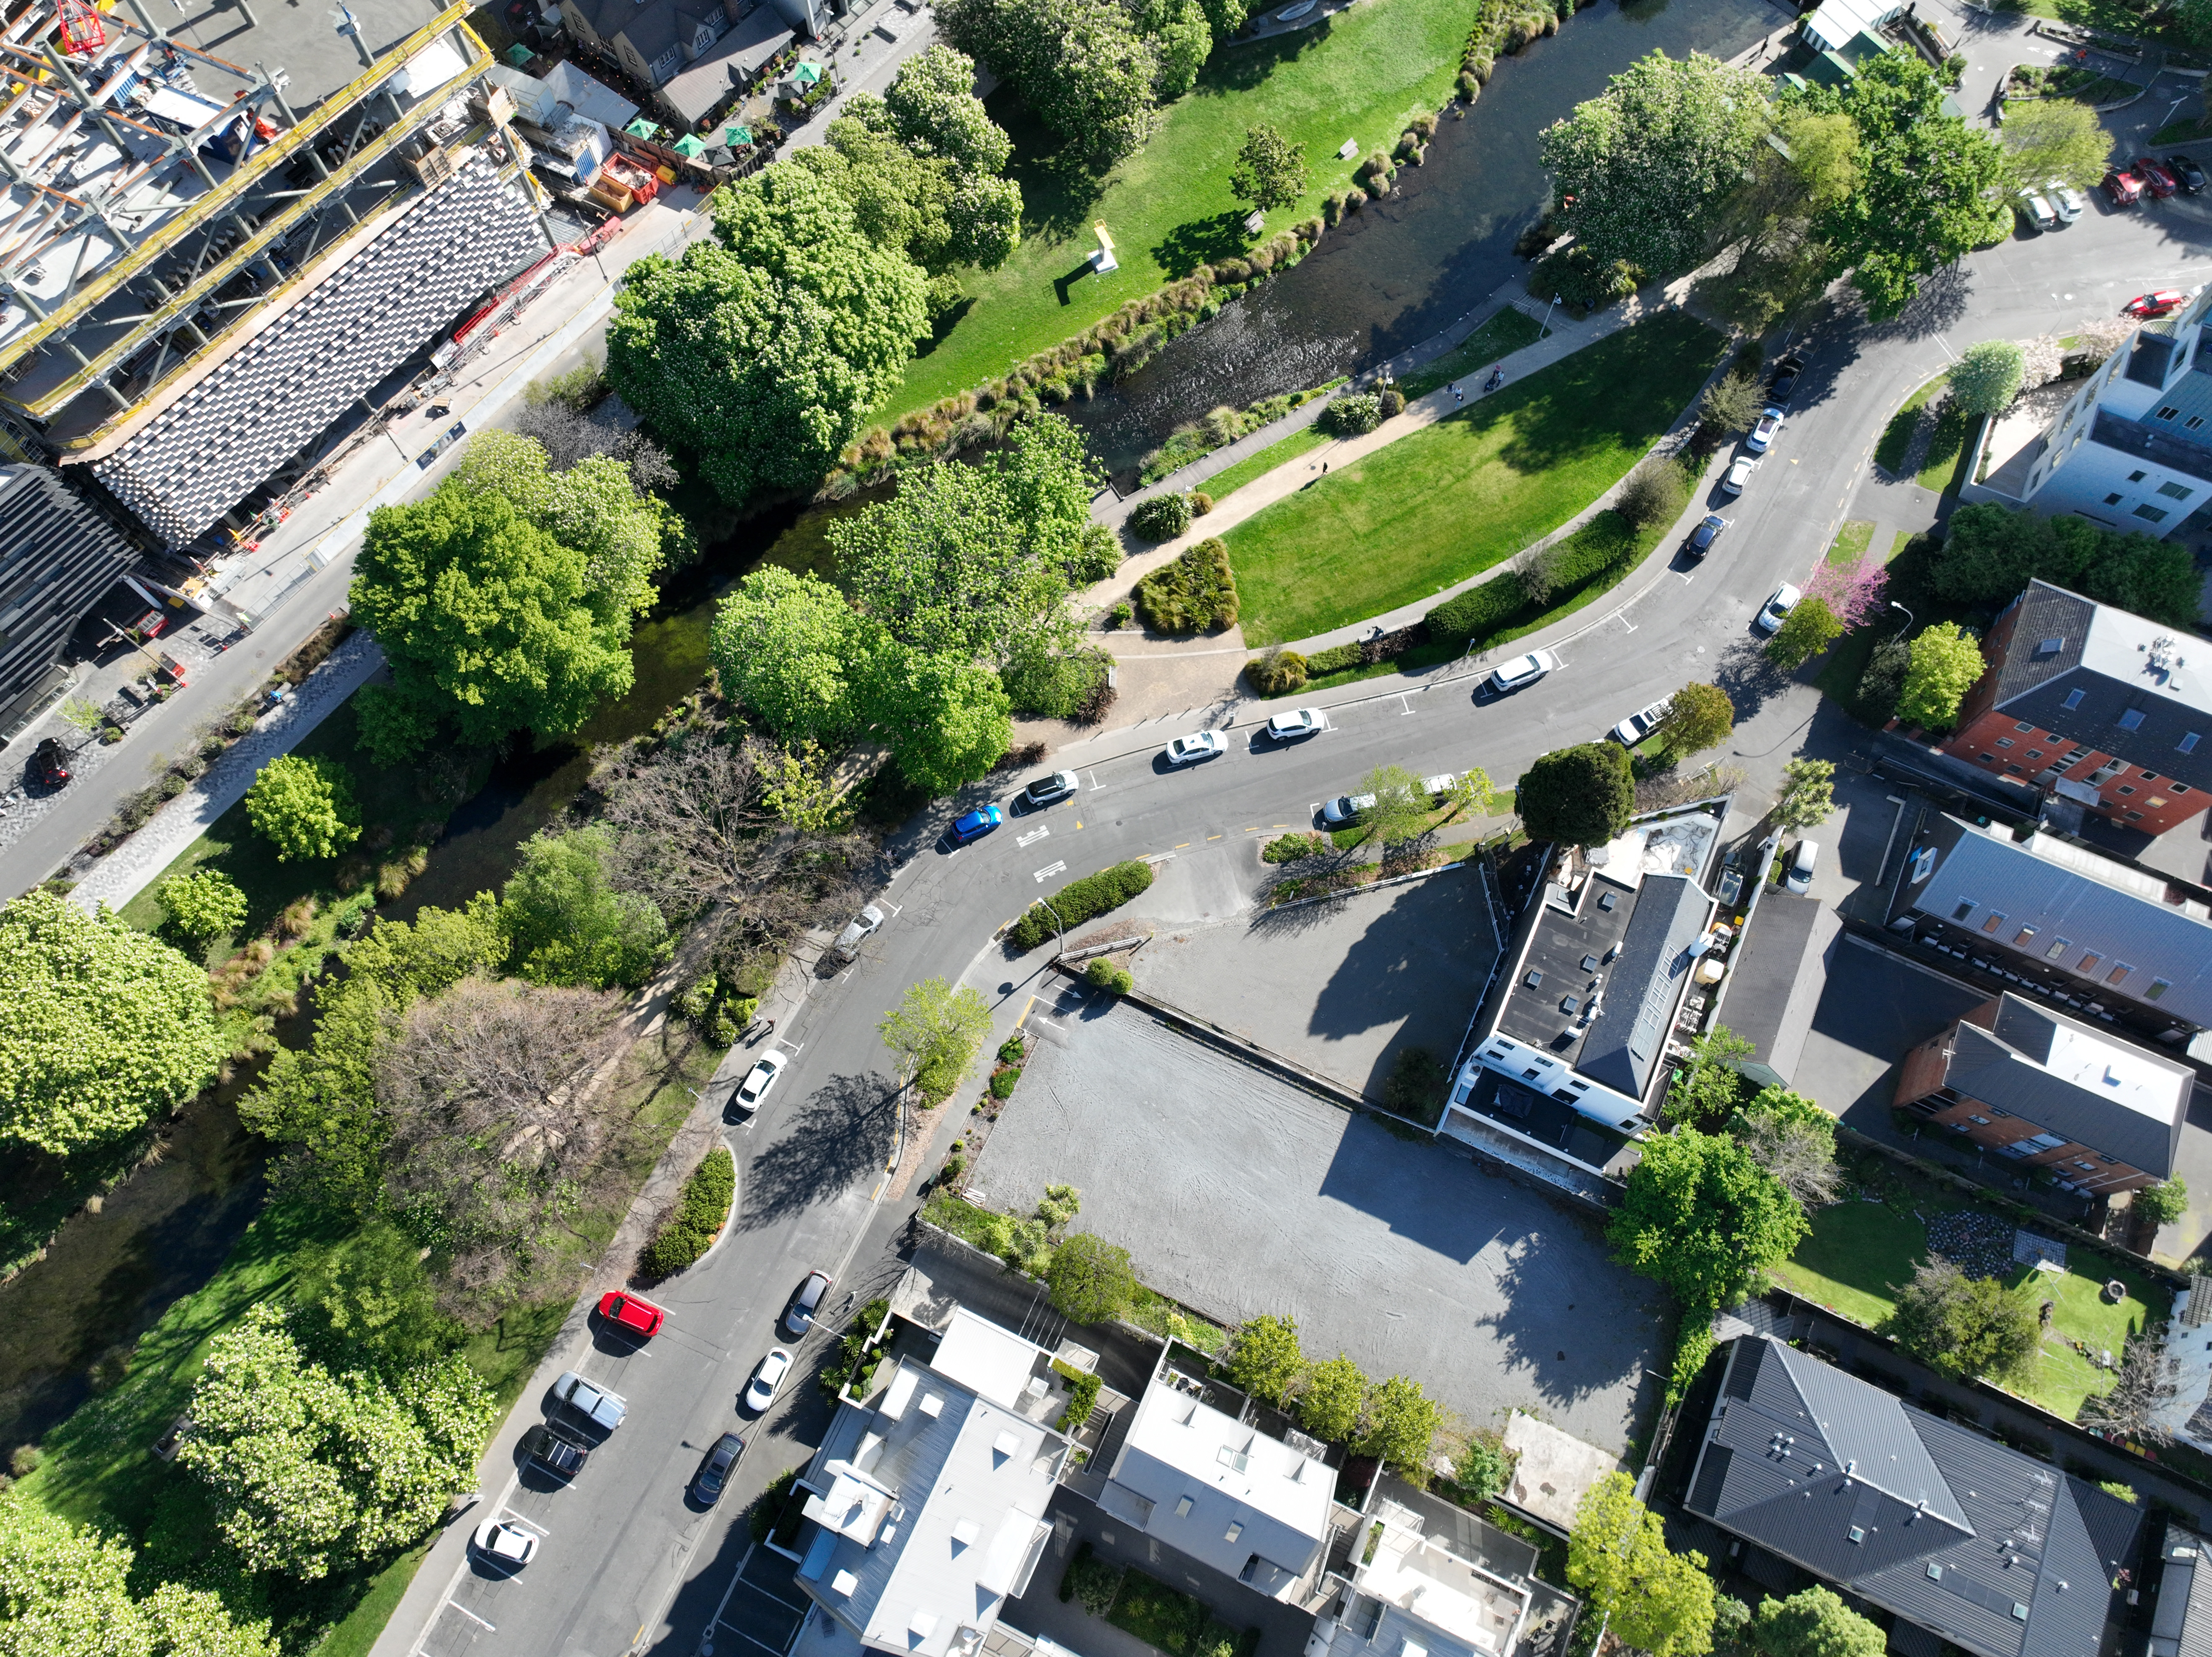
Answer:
1804;558;1890;630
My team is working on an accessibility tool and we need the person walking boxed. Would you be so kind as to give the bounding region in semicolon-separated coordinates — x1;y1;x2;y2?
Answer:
1453;383;1463;405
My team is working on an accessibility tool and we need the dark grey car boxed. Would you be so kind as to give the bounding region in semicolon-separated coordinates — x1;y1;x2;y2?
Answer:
694;1431;745;1502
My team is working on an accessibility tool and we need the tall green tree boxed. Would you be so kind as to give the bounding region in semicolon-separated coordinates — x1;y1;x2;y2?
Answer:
1297;1355;1368;1443
499;825;670;990
1764;596;1844;671
1934;501;2202;625
883;45;1013;173
1231;124;1308;215
1948;339;2026;416
935;0;1161;168
794;107;1020;274
879;975;993;1102
1516;742;1634;848
1226;1314;1306;1405
1998;98;2112;194
156;868;248;943
1047;1231;1137;1322
1610;1127;1807;1316
244;755;362;863
1357;1376;1445;1482
1883;1257;2039;1381
1654;682;1734;762
1570;1473;1718;1657
1356;763;1434;849
447;429;667;623
0;1495;279;1656
1664;1026;1755;1131
608;164;927;507
1895;621;1985;730
1707;108;1860;331
0;890;224;1157
1773;757;1836;831
709;566;871;743
1752;1587;1885;1657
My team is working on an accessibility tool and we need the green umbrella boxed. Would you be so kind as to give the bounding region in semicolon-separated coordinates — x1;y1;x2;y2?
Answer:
674;133;707;157
625;117;660;141
791;61;822;88
722;124;752;145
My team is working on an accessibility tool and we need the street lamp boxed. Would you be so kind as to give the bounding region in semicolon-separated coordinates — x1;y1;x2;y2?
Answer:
1539;294;1559;340
1889;599;1913;640
1038;896;1067;963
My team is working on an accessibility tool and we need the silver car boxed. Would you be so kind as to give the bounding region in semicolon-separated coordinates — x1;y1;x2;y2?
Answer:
831;903;884;961
1487;649;1560;693
553;1371;627;1432
1320;791;1376;827
1611;698;1671;746
1754;583;1801;635
1265;708;1324;741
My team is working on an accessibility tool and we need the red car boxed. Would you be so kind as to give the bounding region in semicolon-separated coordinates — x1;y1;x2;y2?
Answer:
2133;156;2179;198
2106;168;2145;207
2124;289;2189;318
597;1291;666;1337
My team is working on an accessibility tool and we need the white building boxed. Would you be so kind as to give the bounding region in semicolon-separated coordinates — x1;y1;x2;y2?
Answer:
1971;287;2212;539
1310;1498;1534;1657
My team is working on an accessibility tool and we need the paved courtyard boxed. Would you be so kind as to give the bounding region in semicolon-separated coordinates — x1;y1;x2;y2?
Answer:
975;994;1665;1453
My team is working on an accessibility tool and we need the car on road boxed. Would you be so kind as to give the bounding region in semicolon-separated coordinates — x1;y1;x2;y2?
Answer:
2105;168;2145;208
730;1048;785;1117
2047;180;2085;222
784;1270;832;1337
2124;288;2187;319
1164;730;1227;766
553;1371;627;1431
1611;697;1672;746
1746;408;1783;453
521;1422;590;1479
28;737;69;787
1687;513;1727;555
1721;455;1755;496
1017;770;1080;810
1320;791;1376;827
2134;156;2179;198
745;1347;793;1412
1754;583;1802;635
597;1291;665;1338
2172;152;2209;193
472;1519;539;1568
946;805;1003;845
1487;649;1560;694
1264;707;1324;741
693;1431;746;1503
831;903;885;962
1765;354;1805;403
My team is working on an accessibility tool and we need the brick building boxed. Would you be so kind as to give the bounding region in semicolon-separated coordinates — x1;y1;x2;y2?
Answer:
1942;578;2212;834
1894;992;2189;1197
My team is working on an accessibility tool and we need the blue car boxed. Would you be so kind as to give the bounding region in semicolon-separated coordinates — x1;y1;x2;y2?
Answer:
948;805;1003;845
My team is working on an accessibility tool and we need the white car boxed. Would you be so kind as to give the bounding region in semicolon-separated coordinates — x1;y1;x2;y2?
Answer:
2047;179;2085;223
1018;770;1080;810
553;1371;627;1431
472;1518;539;1568
1755;583;1802;635
1265;708;1324;741
831;903;884;962
1164;730;1227;766
1746;408;1783;453
1611;698;1672;746
746;1347;793;1412
1320;791;1376;827
1487;649;1560;694
731;1048;786;1115
1421;771;1463;799
1721;455;1755;496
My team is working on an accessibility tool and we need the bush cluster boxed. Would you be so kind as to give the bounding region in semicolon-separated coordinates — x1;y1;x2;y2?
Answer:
1262;832;1328;863
1426;512;1641;648
640;1146;736;1278
1129;492;1193;542
1007;859;1155;950
1320;393;1382;437
1135;538;1239;634
1084;957;1134;994
1244;649;1307;694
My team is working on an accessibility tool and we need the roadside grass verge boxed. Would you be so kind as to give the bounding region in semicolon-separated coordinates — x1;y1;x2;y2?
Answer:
1811;532;1971;723
1398;308;1547;400
1920;397;1978;495
1874;376;1941;474
1827;519;1875;565
1222;312;1722;640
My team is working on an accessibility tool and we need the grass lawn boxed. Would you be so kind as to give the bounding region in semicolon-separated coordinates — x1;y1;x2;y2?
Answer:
882;0;1474;423
1398;308;1547;400
1920;397;1979;496
1221;311;1722;640
1874;376;1942;475
1205;426;1330;500
1827;519;1875;565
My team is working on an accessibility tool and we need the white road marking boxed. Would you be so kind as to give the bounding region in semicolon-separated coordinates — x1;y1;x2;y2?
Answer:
1034;860;1066;882
1016;824;1051;848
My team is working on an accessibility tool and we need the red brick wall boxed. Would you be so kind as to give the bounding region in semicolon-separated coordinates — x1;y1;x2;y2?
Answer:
1893;1031;1953;1107
1941;712;2208;834
1918;1097;2153;1193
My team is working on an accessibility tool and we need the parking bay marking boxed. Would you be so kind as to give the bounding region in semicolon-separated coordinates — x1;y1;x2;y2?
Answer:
1034;860;1066;882
1016;824;1050;848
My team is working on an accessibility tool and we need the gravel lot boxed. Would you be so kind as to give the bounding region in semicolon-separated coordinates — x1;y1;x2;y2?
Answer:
976;994;1664;1453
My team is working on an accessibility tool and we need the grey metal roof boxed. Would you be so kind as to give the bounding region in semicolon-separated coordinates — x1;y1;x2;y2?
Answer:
1715;890;1821;1066
1579;872;1714;1100
2148;1529;2212;1657
0;466;137;727
659;8;792;120
1685;1338;2142;1657
1938;999;2189;1177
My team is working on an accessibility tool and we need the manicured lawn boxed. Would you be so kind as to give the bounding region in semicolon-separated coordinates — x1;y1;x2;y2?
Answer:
1827;519;1874;565
1874;376;1941;475
1220;312;1723;640
1206;426;1330;500
1773;1196;1948;1330
1920;397;1979;495
1399;307;1548;399
882;0;1474;422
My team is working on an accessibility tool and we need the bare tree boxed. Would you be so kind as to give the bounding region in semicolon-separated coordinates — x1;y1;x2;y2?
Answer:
2079;1332;2179;1445
377;977;627;1321
1514;539;1569;606
510;397;678;495
1734;1110;1844;1208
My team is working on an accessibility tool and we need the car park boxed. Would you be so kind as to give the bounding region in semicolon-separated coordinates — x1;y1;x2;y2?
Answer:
745;1347;793;1412
730;1048;785;1117
1746;408;1783;453
1784;839;1820;895
1164;730;1227;765
2105;168;2144;207
831;903;885;962
1320;791;1376;827
2134;156;2178;198
597;1291;666;1338
472;1519;540;1568
1721;455;1755;496
2124;288;2187;318
2018;192;2059;233
1487;649;1560;694
1765;354;1805;403
521;1422;590;1479
1611;697;1672;746
1264;707;1324;741
28;737;68;787
693;1431;746;1503
784;1270;832;1336
1687;513;1727;555
2046;180;2085;222
1018;770;1080;810
947;805;1003;845
2172;152;2208;193
553;1371;627;1431
1754;583;1802;635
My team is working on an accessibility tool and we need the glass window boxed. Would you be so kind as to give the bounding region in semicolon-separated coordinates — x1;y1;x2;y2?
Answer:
2130;470;2150;481
1953;900;1977;921
2119;710;2146;730
2160;480;2195;500
2134;503;2170;523
1997;738;2015;748
2026;750;2044;759
2105;493;2126;506
2046;937;2071;959
2078;952;2103;973
2176;782;2194;793
2150;979;2173;1001
2142;771;2161;782
2109;962;2132;984
2016;721;2035;731
2063;689;2086;710
2119;785;2137;795
1981;912;2007;934
2157;408;2181;421
2181;733;2203;754
2014;926;2037;946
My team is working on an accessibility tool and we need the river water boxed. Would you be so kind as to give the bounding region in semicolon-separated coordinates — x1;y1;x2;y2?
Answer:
1065;0;1787;477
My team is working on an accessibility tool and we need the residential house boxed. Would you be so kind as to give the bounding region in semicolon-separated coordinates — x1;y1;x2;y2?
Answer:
1313;1498;1534;1657
557;0;800;128
2147;1527;2212;1657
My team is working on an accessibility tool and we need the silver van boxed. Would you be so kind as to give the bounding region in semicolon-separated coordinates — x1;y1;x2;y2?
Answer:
1784;839;1819;896
2020;192;2060;234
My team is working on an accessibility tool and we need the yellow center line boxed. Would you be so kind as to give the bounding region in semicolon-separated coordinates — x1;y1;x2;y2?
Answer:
1174;842;1190;849
1207;834;1222;841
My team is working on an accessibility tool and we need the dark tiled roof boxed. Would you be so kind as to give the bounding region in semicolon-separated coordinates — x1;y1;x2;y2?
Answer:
1686;1338;2142;1657
2148;1528;2212;1657
1716;890;1821;1066
659;6;790;119
1938;997;2189;1176
0;466;137;724
1985;584;2097;711
1578;873;1713;1100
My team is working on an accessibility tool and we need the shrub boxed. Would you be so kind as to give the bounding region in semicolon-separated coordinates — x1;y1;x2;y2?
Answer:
1378;387;1406;418
640;1147;736;1278
245;754;362;862
1056;1363;1104;1432
157;869;247;942
1107;601;1134;629
1303;643;1361;675
990;1066;1021;1098
997;1034;1027;1065
1129;493;1193;542
1065;1545;1123;1615
1005;649;1113;721
1382;1046;1446;1123
1263;832;1328;863
1134;538;1239;634
1320;393;1382;436
1084;958;1134;994
1048;1231;1137;1323
1008;859;1155;950
750;1467;800;1543
1245;648;1307;694
1614;457;1690;530
1189;491;1213;515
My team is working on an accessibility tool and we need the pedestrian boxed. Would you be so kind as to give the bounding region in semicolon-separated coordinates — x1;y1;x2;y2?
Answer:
1322;461;1328;473
1453;384;1463;405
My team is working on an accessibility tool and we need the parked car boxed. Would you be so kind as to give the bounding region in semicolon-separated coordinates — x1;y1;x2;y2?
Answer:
730;1048;786;1117
28;737;69;787
1320;791;1376;827
2171;152;2209;193
1784;839;1820;896
1754;583;1802;635
597;1291;666;1338
2046;180;2085;222
693;1431;746;1503
1421;771;1465;799
1611;697;1672;746
2134;156;2178;198
946;805;1003;845
553;1371;627;1431
2124;288;2188;318
830;903;885;962
2018;191;2060;233
1721;455;1755;496
1264;707;1324;741
745;1348;793;1412
472;1519;540;1568
1687;513;1728;555
1018;770;1079;810
521;1422;590;1479
2105;168;2145;208
1746;408;1783;453
1163;730;1227;766
1765;354;1805;403
784;1270;832;1337
1487;649;1560;693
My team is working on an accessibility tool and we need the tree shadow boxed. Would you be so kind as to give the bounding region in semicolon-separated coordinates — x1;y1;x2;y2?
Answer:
988;89;1111;246
910;296;976;359
1856;262;1974;343
1151;211;1249;279
1191;18;1334;96
1711;636;1793;725
737;1070;899;1231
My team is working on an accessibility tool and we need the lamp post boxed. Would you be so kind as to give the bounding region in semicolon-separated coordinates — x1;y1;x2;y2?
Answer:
1889;599;1913;640
1039;896;1067;963
1539;294;1559;340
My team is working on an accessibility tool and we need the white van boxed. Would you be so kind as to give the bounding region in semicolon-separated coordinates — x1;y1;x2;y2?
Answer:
1784;839;1820;896
2020;192;2060;234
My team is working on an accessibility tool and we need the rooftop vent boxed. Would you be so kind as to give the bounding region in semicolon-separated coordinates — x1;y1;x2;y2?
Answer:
1524;970;1543;989
952;1518;982;1548
832;1570;859;1596
1581;954;1600;972
1597;892;1618;911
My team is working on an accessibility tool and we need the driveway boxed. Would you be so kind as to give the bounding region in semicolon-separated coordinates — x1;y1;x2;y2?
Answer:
974;993;1666;1453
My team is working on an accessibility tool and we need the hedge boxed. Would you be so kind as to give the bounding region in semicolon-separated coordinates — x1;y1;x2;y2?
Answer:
1136;538;1239;634
1008;859;1155;950
1426;511;1640;648
640;1146;735;1278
